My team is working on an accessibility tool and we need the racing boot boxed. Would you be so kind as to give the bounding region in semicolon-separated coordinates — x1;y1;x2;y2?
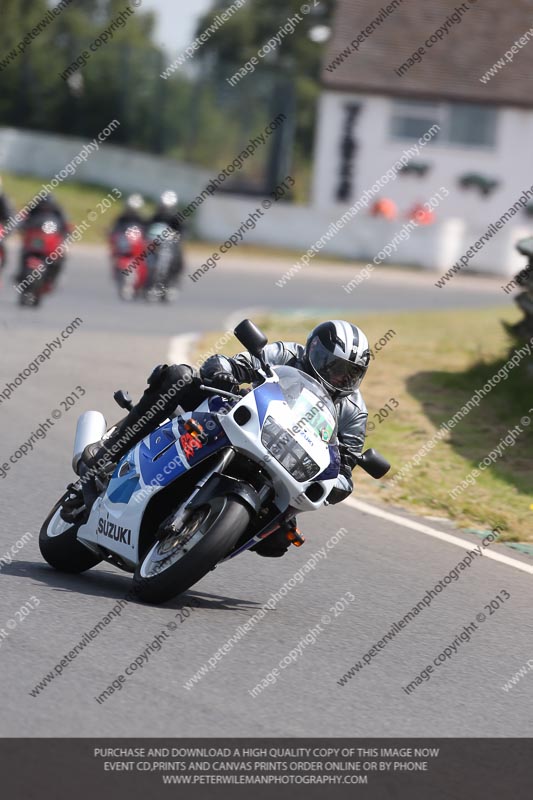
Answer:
251;517;305;558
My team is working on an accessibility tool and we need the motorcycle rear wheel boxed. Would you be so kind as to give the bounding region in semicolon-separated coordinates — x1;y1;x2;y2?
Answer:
39;493;102;573
19;288;41;307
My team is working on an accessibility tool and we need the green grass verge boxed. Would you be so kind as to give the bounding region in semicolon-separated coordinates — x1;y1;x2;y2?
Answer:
1;172;400;266
194;307;533;542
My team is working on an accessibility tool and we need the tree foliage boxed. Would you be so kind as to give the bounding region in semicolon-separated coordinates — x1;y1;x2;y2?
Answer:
195;0;333;76
194;0;334;159
0;0;192;153
0;0;334;187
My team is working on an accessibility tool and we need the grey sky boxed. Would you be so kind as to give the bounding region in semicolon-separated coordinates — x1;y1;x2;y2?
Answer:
140;0;215;55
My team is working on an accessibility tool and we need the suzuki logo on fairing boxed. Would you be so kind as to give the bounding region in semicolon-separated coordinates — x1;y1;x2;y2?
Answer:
97;517;132;545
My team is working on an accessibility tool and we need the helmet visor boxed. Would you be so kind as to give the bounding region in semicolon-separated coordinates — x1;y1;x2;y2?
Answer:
308;338;366;394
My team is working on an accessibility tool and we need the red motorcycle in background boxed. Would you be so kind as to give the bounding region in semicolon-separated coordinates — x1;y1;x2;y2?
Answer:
19;215;67;307
109;223;148;301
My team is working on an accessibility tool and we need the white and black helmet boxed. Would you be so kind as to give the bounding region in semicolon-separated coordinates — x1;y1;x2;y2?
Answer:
155;190;178;219
125;193;145;212
305;320;370;397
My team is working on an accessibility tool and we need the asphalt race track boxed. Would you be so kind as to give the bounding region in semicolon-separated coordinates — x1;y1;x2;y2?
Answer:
1;244;531;737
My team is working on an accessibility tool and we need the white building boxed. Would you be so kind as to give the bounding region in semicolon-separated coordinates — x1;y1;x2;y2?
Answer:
309;0;533;276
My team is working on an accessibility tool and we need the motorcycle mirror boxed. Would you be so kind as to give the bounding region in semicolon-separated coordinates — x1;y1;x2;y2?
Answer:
234;319;268;358
114;389;133;411
357;448;391;479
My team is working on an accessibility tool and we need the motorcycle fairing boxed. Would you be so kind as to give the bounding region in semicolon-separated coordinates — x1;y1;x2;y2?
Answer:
76;409;231;565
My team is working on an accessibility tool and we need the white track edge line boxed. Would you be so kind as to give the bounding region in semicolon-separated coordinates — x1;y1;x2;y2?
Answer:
345;497;533;576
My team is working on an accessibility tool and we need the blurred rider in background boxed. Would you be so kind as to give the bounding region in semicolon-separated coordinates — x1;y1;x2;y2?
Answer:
0;176;14;225
22;192;69;231
111;193;146;233
147;190;181;235
0;176;14;283
145;190;184;291
15;192;70;284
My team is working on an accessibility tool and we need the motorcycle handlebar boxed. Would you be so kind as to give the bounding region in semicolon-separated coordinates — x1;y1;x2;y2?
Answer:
199;383;242;401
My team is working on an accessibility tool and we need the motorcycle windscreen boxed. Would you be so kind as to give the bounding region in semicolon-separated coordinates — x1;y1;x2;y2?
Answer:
259;366;338;482
273;366;338;444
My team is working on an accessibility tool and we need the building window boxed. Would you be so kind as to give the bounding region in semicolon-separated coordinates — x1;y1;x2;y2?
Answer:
448;104;496;147
391;100;441;141
390;100;497;148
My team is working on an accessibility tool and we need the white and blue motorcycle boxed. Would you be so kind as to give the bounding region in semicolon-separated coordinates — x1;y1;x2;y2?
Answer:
144;221;182;302
39;321;389;604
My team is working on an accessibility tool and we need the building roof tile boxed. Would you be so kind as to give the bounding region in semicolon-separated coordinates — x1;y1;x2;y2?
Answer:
323;0;533;107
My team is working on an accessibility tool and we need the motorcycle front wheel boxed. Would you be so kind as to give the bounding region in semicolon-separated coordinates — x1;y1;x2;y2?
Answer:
132;496;250;604
18;285;41;307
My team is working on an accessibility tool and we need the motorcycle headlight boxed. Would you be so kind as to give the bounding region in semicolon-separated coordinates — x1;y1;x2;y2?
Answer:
261;416;319;482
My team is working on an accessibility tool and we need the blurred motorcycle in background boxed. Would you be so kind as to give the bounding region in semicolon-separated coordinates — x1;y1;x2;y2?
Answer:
18;214;67;307
144;220;182;302
144;189;183;302
109;221;148;301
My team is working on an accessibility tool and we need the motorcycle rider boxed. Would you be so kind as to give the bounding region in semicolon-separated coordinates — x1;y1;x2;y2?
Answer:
0;176;14;281
111;193;146;232
16;193;70;284
0;176;14;224
145;190;183;290
109;193;147;290
148;190;182;234
66;321;370;557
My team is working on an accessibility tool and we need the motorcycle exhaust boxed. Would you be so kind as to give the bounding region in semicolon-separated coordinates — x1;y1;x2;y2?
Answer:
72;411;107;473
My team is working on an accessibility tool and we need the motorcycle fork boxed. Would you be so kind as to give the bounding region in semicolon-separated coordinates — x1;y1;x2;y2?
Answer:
154;448;235;540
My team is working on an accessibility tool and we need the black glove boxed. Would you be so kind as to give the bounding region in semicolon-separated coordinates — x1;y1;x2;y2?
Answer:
200;355;238;391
